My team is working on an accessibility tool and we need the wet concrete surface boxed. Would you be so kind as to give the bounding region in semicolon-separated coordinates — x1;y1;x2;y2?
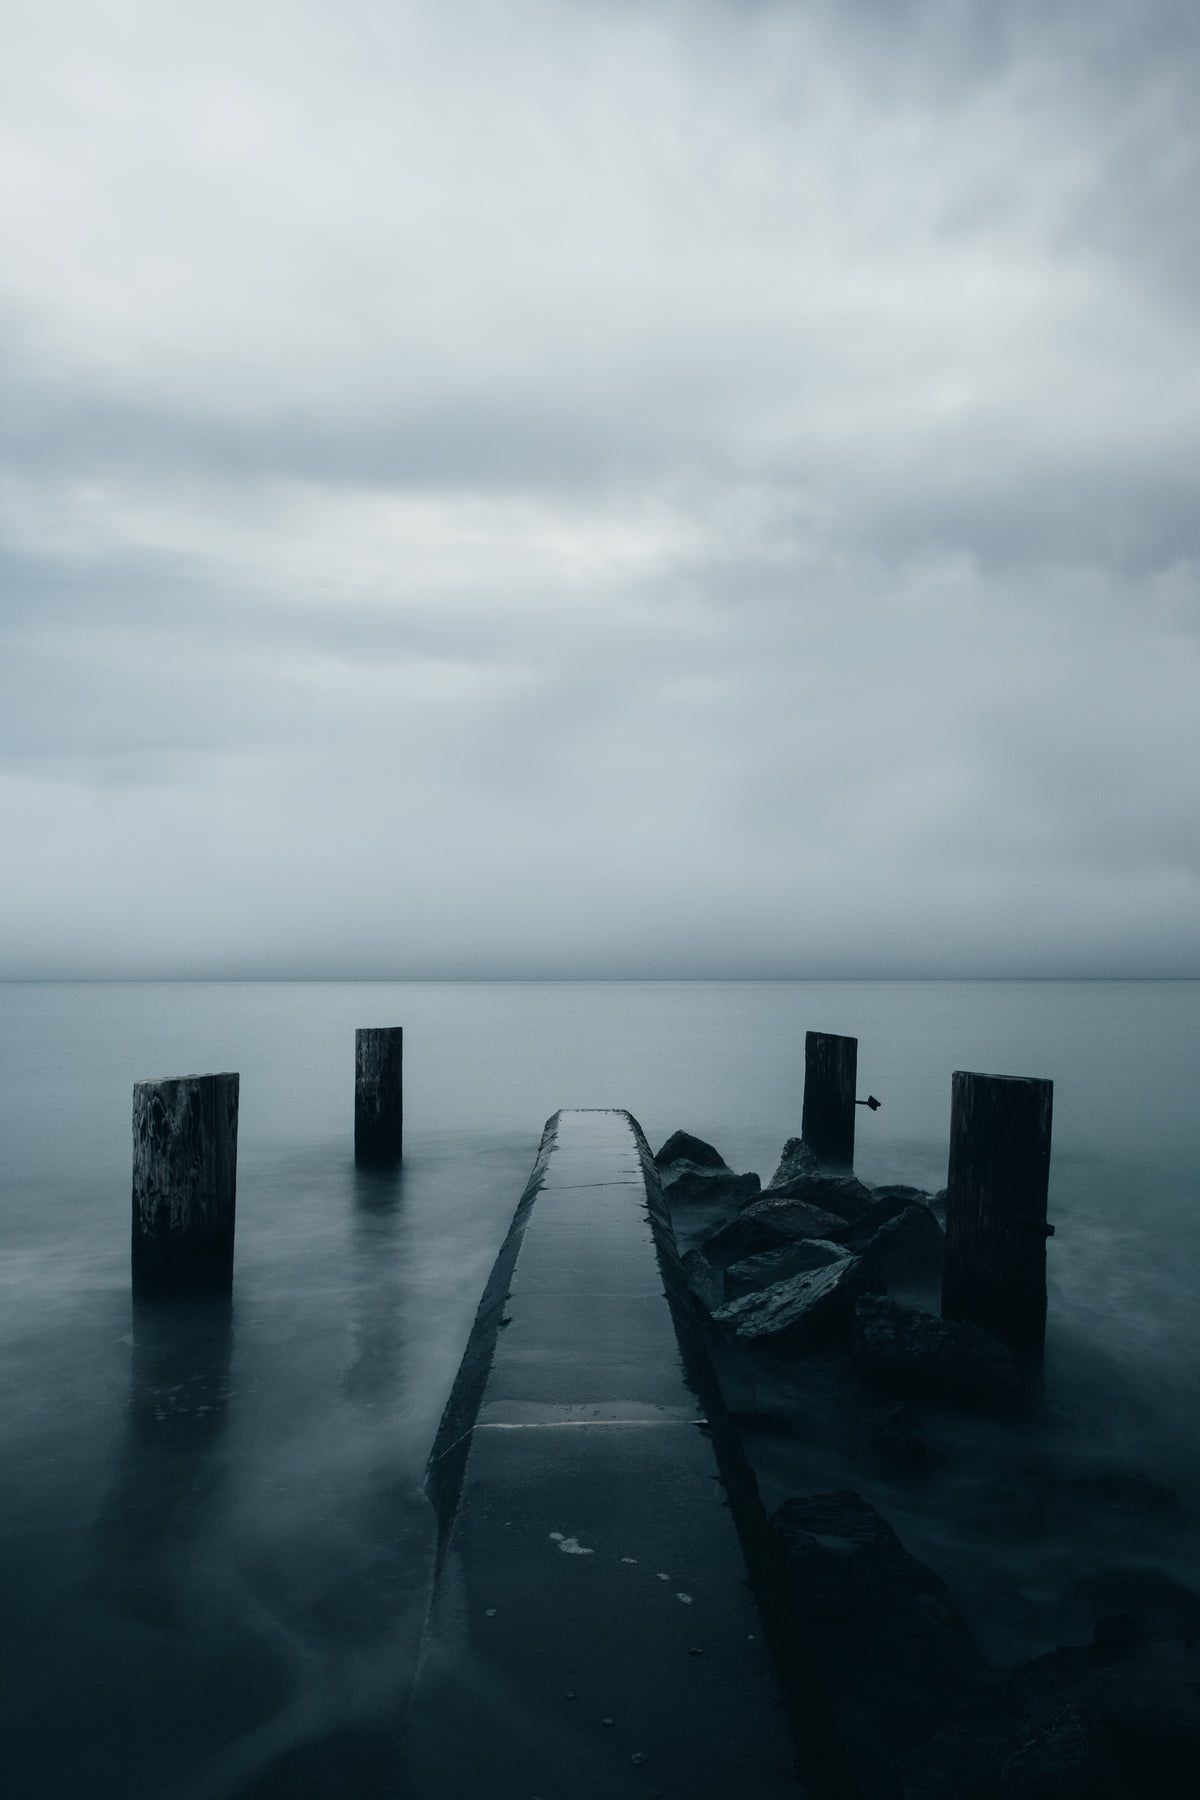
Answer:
405;1109;802;1799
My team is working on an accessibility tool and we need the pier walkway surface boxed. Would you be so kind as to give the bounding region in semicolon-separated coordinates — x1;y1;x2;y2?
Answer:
405;1108;803;1799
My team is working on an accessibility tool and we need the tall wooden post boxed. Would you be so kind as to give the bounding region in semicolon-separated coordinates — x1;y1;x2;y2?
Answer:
355;1027;403;1162
132;1073;239;1296
802;1031;857;1169
942;1070;1053;1357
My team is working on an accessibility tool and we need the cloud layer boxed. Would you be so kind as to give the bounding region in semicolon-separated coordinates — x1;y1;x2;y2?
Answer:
2;0;1198;975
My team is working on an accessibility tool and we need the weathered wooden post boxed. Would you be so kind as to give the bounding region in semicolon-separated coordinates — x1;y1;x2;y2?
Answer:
131;1073;239;1296
355;1027;403;1162
942;1070;1054;1357
802;1030;858;1168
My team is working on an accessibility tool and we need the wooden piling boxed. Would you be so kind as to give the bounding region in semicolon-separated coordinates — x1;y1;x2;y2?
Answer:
802;1030;858;1168
131;1073;239;1296
942;1070;1054;1357
355;1027;403;1162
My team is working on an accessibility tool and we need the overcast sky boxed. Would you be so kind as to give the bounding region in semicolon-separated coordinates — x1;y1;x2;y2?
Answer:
2;0;1197;978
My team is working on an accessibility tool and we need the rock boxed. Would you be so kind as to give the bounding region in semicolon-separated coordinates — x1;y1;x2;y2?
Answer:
712;1255;878;1347
701;1196;851;1270
766;1136;820;1188
900;1705;1112;1798
724;1238;848;1300
852;1294;1026;1412
654;1130;726;1171
762;1170;873;1220
869;1400;933;1472
849;1188;939;1246
680;1247;725;1312
1005;1634;1200;1790
1058;1469;1179;1515
857;1204;945;1286
771;1489;988;1745
653;1130;760;1208
871;1183;935;1209
998;1704;1109;1796
1063;1569;1200;1647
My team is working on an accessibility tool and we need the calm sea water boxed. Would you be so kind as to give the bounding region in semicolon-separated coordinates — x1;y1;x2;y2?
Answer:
1;980;1197;1797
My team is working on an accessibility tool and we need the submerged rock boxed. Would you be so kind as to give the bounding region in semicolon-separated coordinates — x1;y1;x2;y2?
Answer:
724;1238;848;1300
654;1130;760;1208
868;1399;933;1472
712;1255;877;1347
852;1294;1025;1412
771;1489;988;1746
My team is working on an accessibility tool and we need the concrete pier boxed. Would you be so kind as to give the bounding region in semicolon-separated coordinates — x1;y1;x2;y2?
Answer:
131;1074;239;1296
405;1109;815;1799
354;1026;402;1162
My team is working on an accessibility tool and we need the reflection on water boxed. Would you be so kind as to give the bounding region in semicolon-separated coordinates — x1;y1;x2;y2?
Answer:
0;979;1197;1796
92;1296;234;1627
342;1164;406;1411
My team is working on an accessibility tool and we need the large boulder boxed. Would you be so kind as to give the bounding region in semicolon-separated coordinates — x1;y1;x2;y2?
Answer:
857;1203;945;1288
764;1169;874;1220
771;1490;989;1749
701;1195;851;1270
766;1136;820;1188
724;1237;848;1300
852;1294;1026;1412
712;1254;877;1347
653;1130;760;1208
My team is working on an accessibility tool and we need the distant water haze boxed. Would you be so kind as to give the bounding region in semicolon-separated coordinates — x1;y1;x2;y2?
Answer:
1;979;1197;1796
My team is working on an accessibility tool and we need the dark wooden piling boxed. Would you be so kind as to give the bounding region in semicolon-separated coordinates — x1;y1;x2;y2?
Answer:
131;1073;239;1296
802;1030;858;1168
942;1070;1054;1357
355;1027;403;1162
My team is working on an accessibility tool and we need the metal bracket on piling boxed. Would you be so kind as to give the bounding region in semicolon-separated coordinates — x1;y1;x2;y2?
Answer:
855;1094;882;1110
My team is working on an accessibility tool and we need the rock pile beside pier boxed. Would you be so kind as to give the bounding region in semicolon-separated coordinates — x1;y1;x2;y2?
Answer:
654;1128;1200;1797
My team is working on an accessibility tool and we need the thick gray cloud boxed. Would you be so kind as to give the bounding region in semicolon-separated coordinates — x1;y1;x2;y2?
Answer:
1;0;1197;976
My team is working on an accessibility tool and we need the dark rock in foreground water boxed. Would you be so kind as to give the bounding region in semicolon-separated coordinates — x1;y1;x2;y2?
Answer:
654;1130;760;1207
905;1628;1200;1797
852;1294;1025;1412
712;1254;877;1347
771;1490;989;1752
869;1399;933;1472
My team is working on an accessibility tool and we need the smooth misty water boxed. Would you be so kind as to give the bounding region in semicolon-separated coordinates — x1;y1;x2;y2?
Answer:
1;980;1197;1798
